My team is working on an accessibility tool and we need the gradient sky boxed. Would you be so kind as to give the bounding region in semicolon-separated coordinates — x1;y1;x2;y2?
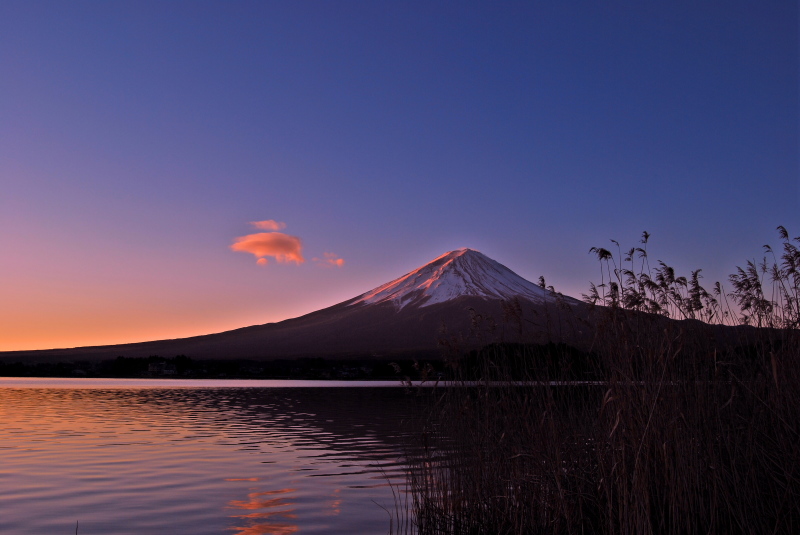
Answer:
1;1;797;351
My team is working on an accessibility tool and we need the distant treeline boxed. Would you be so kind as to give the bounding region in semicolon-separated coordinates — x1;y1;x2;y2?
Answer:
0;355;444;380
0;337;779;382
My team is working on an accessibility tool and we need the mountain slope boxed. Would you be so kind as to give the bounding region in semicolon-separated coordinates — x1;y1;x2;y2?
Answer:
1;249;583;362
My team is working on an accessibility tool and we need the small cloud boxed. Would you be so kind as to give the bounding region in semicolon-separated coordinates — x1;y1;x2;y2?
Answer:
231;232;304;265
257;258;269;266
313;252;345;268
250;220;286;231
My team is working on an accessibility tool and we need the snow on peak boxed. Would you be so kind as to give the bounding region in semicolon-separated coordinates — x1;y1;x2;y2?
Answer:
349;248;567;310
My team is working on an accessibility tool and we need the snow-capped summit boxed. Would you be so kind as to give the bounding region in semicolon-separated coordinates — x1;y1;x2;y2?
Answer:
350;248;573;310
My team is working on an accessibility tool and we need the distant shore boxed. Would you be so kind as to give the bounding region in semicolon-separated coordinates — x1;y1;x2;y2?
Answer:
0;355;443;381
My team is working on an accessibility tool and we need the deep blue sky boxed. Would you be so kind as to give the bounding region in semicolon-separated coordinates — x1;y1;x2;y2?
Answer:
1;1;797;349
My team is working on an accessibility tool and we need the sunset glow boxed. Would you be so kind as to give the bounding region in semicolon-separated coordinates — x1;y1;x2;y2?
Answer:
1;2;796;351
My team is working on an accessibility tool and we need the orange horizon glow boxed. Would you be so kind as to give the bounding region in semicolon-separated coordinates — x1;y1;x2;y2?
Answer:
0;256;368;352
0;304;322;352
0;320;253;352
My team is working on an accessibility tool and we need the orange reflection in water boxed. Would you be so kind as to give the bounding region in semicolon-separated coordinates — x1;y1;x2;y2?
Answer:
227;524;299;535
227;487;299;535
326;488;342;516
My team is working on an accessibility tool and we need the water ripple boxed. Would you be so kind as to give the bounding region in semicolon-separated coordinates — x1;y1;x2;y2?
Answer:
0;383;423;534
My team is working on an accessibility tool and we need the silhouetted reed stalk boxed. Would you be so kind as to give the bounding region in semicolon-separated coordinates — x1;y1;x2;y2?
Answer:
395;227;800;534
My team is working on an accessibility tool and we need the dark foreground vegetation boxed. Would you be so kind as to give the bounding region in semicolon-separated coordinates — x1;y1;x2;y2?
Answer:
395;227;800;535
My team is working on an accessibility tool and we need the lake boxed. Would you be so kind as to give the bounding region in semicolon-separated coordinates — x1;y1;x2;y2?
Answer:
0;379;424;534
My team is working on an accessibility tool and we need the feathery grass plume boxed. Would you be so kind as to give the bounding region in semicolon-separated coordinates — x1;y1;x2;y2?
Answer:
398;226;800;535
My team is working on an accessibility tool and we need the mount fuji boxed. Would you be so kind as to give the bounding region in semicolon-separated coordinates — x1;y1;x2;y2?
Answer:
350;248;566;309
1;249;583;362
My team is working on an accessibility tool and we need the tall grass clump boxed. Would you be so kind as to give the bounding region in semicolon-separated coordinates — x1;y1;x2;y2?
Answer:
399;226;800;534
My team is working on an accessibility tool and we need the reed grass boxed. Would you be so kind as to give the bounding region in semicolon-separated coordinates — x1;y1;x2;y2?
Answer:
395;227;800;534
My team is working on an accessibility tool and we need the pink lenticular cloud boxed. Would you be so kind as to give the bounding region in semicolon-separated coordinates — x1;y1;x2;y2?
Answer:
231;232;304;264
250;219;287;231
314;252;345;267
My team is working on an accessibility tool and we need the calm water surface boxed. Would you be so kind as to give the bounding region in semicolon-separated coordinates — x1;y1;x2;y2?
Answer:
0;379;423;534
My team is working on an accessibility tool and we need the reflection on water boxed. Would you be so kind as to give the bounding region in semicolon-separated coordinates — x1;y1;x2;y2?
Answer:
0;382;422;534
227;487;298;535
